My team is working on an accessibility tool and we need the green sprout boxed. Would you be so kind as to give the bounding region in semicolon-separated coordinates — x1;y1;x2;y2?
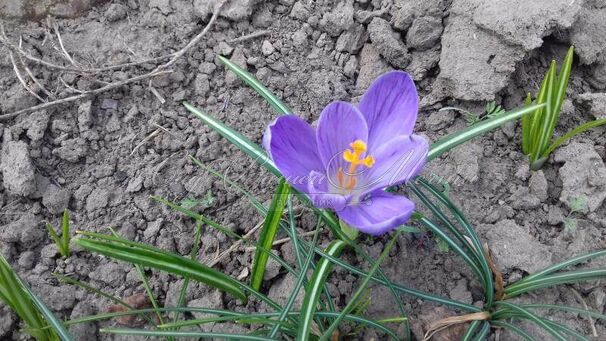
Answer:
522;46;606;170
44;209;71;258
179;190;216;210
562;196;588;233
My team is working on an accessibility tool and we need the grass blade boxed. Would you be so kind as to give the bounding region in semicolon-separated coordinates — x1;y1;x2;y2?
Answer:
297;240;346;341
543;118;606;157
505;268;606;298
100;328;277;340
251;180;290;290
491;321;534;341
506;250;606;290
60;210;70;257
545;46;575;147
183;102;278;176
73;232;247;302
495;302;566;341
217;55;291;115
427;103;544;161
533;61;557;161
521;93;533;155
319;231;401;341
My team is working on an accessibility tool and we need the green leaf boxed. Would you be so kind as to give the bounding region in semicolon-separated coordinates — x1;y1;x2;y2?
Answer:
319;231;400;341
521;93;533;155
491;321;534;341
217;55;291;115
545;46;575;151
543;118;606;157
427;103;545;161
73;232;247;302
495;302;566;341
100;328;277;341
505;268;606;298
60;210;70;257
298;240;346;341
251;180;290;290
183;102;278;176
532;60;558;161
507;250;606;289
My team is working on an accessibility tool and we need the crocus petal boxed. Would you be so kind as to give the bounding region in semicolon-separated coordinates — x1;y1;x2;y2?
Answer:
358;134;428;194
306;170;347;211
316;101;368;180
358;71;419;150
264;116;324;193
337;191;415;235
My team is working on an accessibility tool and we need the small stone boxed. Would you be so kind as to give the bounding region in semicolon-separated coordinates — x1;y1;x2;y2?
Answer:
529;170;548;202
105;3;127;22
225;48;247;86
193;0;256;20
85;188;110;212
89;263;126;285
290;1;310;21
18;251;36;270
194;74;210;96
261;40;275;56
478;220;552;273
547;206;564;225
53;138;88;162
198;62;217;75
426;110;455;131
100;98;118;110
319;1;354;36
343;56;358;78
450;142;482;183
263;252;281;281
77;101;93;132
126;176;143;193
576;92;606;120
367;17;410;68
1;141;36;196
335;25;367;53
217;41;234;56
554;142;606;212
450;279;472;304
406;16;443;50
42;185;71;214
356;44;390;90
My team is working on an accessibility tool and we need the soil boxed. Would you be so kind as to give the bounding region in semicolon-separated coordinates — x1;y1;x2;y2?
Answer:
0;0;605;340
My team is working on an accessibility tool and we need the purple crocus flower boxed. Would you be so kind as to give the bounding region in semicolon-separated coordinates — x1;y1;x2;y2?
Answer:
263;71;428;235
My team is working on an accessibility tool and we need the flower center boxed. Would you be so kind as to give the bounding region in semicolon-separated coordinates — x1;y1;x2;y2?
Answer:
336;139;375;191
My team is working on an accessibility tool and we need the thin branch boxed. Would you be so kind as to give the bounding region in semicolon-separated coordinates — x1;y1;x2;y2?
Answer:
0;70;172;121
52;20;76;65
153;0;226;72
8;49;46;103
228;29;271;44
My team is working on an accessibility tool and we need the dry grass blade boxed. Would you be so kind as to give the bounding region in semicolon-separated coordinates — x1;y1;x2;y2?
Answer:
422;311;490;341
483;243;504;301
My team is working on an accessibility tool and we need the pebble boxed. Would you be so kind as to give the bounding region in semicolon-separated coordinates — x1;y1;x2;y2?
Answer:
1;141;36;196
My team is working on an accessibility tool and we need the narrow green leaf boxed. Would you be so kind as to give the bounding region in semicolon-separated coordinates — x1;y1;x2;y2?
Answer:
319;231;400;341
298;240;346;341
505;268;606;298
100;328;277;341
521;303;606;321
521;93;533;155
542;118;606;157
251;180;290;290
17;277;74;341
491;321;534;341
61;210;70;257
507;250;606;290
73;233;246;302
495;302;566;341
532;61;557;161
217;55;291;115
183;102;278;176
427;103;544;161
45;223;63;254
545;46;575;149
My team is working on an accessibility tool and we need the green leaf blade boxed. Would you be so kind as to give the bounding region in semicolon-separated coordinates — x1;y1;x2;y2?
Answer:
251;180;290;290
